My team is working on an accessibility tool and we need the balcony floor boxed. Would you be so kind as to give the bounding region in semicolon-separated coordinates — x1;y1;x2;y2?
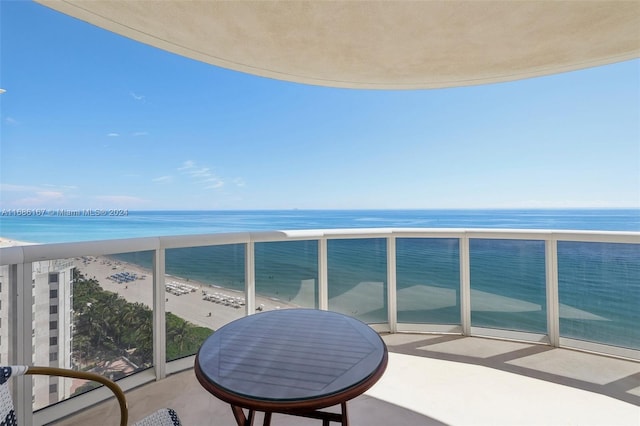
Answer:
55;334;640;426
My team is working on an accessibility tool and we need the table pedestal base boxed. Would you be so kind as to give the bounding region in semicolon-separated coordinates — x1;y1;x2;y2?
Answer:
231;402;349;426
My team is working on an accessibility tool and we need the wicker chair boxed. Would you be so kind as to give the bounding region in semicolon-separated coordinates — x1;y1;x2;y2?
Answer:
0;366;181;426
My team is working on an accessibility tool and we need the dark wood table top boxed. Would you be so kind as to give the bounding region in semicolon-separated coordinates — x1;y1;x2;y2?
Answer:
195;308;387;412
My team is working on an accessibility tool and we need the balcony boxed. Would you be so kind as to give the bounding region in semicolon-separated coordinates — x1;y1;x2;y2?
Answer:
54;333;640;425
1;228;638;424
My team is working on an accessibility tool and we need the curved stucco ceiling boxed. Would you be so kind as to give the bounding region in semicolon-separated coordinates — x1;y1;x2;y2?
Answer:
36;0;640;89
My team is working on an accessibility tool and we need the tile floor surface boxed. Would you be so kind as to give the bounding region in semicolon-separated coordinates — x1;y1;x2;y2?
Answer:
54;334;640;426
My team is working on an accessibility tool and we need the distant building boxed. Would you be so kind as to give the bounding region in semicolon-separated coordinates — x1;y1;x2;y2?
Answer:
0;258;75;409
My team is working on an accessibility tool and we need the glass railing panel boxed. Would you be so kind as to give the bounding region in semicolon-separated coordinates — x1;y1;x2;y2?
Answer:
255;241;318;310
558;241;640;350
396;238;460;324
470;239;546;333
327;238;387;323
164;244;243;361
49;252;153;409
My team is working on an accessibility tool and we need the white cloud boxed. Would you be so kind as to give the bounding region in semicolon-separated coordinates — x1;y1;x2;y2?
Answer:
1;183;77;193
177;160;235;191
12;193;64;207
233;178;246;187
0;183;42;192
93;195;147;207
178;161;209;177
130;92;145;101
132;131;148;136
0;183;149;210
191;168;211;178
107;132;120;137
152;176;173;183
4;117;18;125
43;184;78;190
0;184;78;207
203;178;224;189
35;191;65;200
178;160;196;171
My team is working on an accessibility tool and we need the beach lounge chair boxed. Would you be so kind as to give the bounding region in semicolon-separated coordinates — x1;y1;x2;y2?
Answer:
0;366;181;426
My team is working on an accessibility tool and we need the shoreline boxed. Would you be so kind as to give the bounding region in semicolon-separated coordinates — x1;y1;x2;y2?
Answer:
74;255;297;330
0;237;37;247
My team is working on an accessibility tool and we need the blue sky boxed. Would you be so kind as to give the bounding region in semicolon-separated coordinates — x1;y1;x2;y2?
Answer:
1;1;639;210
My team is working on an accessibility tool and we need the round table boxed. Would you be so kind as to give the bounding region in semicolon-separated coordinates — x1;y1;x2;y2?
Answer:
195;308;388;426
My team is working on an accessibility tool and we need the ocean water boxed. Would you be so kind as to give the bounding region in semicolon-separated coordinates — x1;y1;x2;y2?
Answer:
1;209;638;350
1;209;639;244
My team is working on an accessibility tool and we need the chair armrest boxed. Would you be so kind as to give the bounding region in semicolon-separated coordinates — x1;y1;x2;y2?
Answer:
26;366;128;426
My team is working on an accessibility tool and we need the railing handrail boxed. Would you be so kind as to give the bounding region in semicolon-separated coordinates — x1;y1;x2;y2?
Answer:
2;227;638;424
2;228;638;265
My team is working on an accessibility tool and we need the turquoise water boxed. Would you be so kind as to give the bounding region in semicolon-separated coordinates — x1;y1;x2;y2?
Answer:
1;209;638;243
1;209;638;350
119;236;639;350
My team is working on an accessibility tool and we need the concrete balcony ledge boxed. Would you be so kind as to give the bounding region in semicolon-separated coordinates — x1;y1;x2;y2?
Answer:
55;334;640;426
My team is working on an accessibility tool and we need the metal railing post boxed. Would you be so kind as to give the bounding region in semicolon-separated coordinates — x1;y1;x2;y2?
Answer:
245;241;256;315
460;236;471;336
153;248;166;380
318;239;328;310
387;236;397;333
546;238;560;347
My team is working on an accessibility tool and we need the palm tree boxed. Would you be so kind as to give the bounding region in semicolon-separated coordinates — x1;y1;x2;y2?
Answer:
167;317;191;356
132;309;153;366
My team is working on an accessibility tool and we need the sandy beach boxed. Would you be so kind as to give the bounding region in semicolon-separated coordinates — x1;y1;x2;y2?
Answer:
74;255;298;330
